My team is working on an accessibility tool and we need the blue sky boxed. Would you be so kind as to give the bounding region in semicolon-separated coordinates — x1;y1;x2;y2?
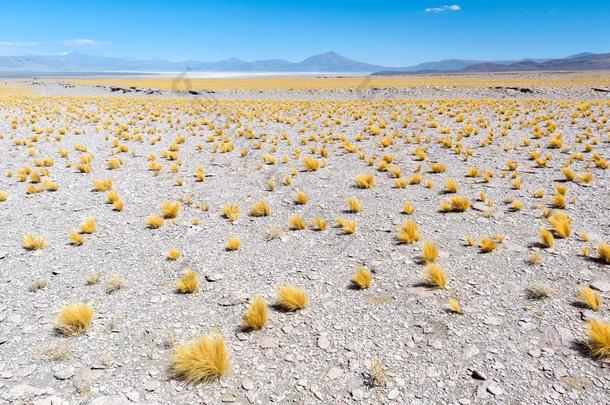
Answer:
1;0;608;66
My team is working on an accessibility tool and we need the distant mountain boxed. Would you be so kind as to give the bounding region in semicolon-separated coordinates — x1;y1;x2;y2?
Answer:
375;52;610;75
0;51;388;73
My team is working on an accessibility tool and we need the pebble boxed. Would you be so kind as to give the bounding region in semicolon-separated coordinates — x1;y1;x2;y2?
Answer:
144;380;160;392
317;335;330;350
259;338;279;349
242;377;254;391
483;316;503;326
387;388;400;400
487;382;502;396
53;366;74;380
326;366;343;380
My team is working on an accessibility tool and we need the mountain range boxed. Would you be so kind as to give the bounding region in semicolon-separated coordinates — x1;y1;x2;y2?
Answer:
0;51;608;75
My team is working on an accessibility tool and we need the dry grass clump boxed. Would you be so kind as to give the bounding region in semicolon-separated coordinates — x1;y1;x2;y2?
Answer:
422;241;438;263
598;242;610;263
527;284;555;300
548;211;571;238
442;196;471;212
425;264;447;289
105;273;123;294
539;228;554;248
341;219;357;234
295;191;309;205
222;204;240;222
447;298;462;314
86;272;101;285
69;231;84;246
172;333;230;383
93;178;113;192
56;303;94;336
311;216;327;231
580;287;602;311
177;270;198;294
430;162;446;173
79;217;96;234
289;215;306;230
29;279;48;292
396;220;420;244
402;202;414;215
23;233;46;250
162;201;181;219
167;248;182;260
225;237;241;251
346;197;362;213
277;284;308;311
250;200;271;217
352;267;373;289
526;251;542;265
303;156;321;171
0;190;7;201
370;360;387;387
479;237;497;253
242;297;268;331
586;319;610;358
147;215;164;229
354;173;375;189
444;179;458;193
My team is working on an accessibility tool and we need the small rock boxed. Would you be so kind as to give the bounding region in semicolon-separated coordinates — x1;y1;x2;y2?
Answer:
206;273;224;282
53;366;74;380
483;316;502;326
387;388;400;400
471;369;487;380
590;279;610;292
428;339;442;349
259;338;279;349
351;388;364;400
425;366;440;378
317;336;330;350
326;366;343;380
242;377;254;391
125;391;140;402
144;380;160;392
487;383;502;396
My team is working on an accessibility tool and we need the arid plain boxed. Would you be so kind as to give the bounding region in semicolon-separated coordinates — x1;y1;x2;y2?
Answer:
0;74;609;404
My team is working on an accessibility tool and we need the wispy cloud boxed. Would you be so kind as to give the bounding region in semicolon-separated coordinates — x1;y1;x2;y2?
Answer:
62;38;103;46
0;41;40;47
425;4;461;13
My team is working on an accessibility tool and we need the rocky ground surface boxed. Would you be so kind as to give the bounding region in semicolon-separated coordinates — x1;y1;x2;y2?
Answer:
0;82;609;404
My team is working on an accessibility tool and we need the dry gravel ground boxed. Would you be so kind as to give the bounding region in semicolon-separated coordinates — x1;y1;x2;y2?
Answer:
0;81;609;404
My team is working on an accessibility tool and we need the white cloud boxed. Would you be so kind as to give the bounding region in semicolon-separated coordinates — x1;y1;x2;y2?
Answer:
62;38;103;46
0;41;40;46
425;4;461;13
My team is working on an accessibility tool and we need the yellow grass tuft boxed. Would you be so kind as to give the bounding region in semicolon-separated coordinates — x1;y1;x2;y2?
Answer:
311;216;327;231
289;215;306;230
422;241;439;263
79;217;96;234
352;267;373;289
342;219;357;234
587;319;610;358
177;270;198;294
250;200;271;217
598;242;610;263
23;233;46;250
354;173;376;189
479;237;497;253
450;196;471;212
167;248;182;260
303;156;321;171
222;204;240;222
347;197;362;213
277;284;308;311
93;178;113;192
551;193;566;209
69;231;84;246
295;191;309;205
425;264;447;289
56;303;94;336
106;273;123;294
447;298;462;314
539;228;554;248
0;190;7;202
172;333;230;383
162;201;181;219
195;167;206;182
242;296;268;331
107;190;120;203
430;162;446;173
225;237;241;251
548;211;571;238
444;179;458;193
562;166;576;181
580;287;602;311
107;158;122;170
147;215;164;229
396;220;420;244
402;202;414;215
511;199;523;211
